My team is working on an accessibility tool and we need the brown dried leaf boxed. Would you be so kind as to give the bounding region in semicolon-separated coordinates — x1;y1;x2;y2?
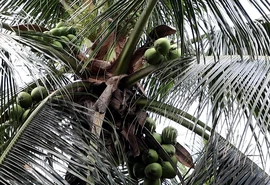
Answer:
121;125;140;157
113;89;123;102
114;36;127;61
94;32;126;64
175;142;194;168
110;97;121;110
11;24;48;32
137;111;147;126
130;47;147;72
136;82;147;97
87;77;107;85
85;59;112;75
148;25;176;40
77;52;88;62
94;76;122;113
91;59;112;69
92;112;105;136
95;32;115;60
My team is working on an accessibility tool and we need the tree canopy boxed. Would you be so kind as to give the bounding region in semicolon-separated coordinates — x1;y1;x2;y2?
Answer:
1;0;270;184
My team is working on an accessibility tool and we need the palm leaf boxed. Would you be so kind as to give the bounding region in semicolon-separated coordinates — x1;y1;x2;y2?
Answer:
137;55;270;182
0;0;68;26
186;135;270;185
0;96;134;185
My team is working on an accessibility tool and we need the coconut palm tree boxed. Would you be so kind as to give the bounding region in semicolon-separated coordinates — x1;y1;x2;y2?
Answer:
1;0;270;184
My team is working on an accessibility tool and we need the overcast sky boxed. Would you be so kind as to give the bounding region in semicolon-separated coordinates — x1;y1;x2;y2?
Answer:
240;0;269;19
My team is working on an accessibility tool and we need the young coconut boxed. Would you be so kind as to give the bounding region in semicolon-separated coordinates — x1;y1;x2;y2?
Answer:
21;109;31;121
171;155;178;164
144;47;165;65
9;104;24;119
52;41;63;49
144;117;156;132
142;149;159;164
60;36;70;43
50;28;61;36
161;126;178;144
144;162;163;180
152;132;162;144
154;38;170;55
16;92;32;109
56;21;66;28
67;34;76;41
31;86;48;102
160;144;176;158
145;132;162;149
58;26;69;36
161;161;177;179
167;44;181;60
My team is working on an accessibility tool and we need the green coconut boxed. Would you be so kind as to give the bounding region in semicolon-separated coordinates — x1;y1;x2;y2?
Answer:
160;144;176;160
16;92;32;109
162;144;176;156
161;161;177;179
144;117;156;133
21;109;31;121
145;132;162;149
152;132;162;144
167;44;181;60
171;155;178;164
144;47;165;65
161;126;178;144
52;40;63;49
60;36;70;42
154;38;170;55
56;21;66;28
67;34;76;41
142;149;159;164
58;26;69;36
50;28;61;36
144;163;162;180
31;86;48;102
9;104;24;119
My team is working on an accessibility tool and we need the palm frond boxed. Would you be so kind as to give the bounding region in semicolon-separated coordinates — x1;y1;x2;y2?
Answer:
186;135;270;185
167;0;270;56
136;95;270;184
0;97;134;185
154;56;270;172
199;21;270;56
0;0;68;26
0;30;80;152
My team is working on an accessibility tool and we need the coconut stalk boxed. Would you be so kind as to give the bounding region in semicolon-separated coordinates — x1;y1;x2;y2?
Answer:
114;0;158;75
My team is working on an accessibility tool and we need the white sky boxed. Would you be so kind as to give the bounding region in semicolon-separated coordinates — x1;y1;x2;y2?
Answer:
240;0;263;19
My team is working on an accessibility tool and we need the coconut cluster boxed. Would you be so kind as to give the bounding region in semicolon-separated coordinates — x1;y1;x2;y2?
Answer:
9;86;48;122
129;117;178;185
42;21;81;54
144;38;181;65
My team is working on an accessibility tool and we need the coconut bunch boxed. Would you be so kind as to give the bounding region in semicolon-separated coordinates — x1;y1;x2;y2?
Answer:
144;38;181;65
128;117;178;185
42;21;81;54
9;86;48;122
